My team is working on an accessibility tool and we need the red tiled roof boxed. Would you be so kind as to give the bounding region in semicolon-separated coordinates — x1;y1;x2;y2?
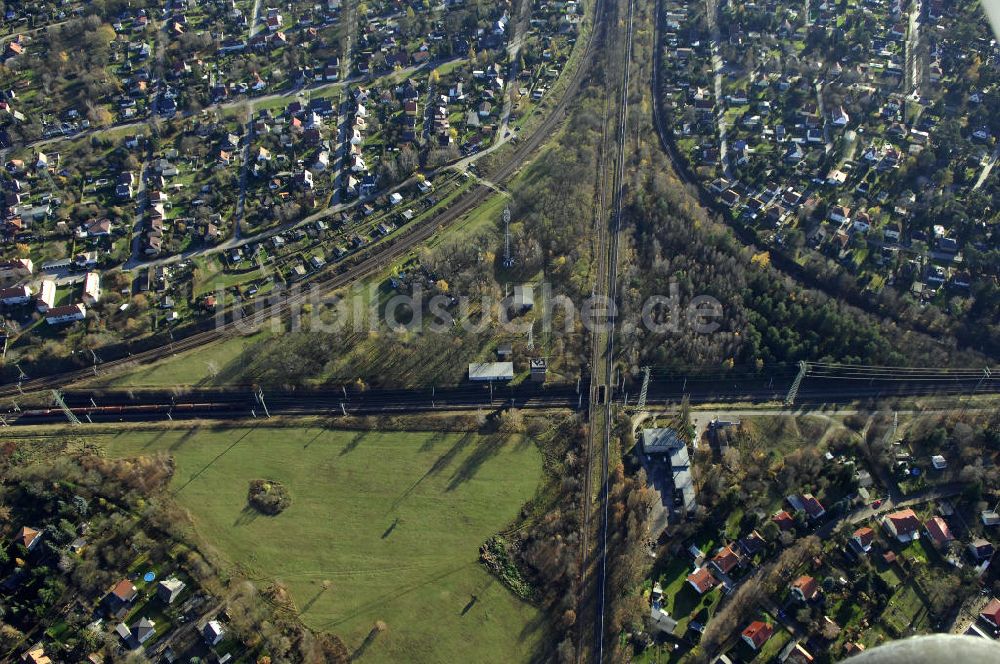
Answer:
853;526;875;548
802;493;825;518
111;579;137;602
16;526;39;548
924;516;954;545
792;575;820;601
742;620;774;649
773;510;794;530
711;545;741;575
886;508;920;535
981;598;1000;627
686;567;717;594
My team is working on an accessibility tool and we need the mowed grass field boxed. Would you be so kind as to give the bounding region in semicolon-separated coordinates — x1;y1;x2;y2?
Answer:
100;425;547;662
87;329;272;388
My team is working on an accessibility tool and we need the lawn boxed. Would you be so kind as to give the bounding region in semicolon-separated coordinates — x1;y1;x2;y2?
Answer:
101;425;547;662
880;581;930;637
875;558;903;587
651;557;720;636
88;329;274;388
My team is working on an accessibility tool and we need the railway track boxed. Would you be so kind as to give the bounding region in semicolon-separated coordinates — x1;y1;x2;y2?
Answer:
576;11;618;664
0;0;611;398
575;0;634;658
7;374;1000;426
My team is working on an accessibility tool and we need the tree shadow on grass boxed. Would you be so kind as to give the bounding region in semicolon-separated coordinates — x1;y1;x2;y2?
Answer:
445;433;506;492
420;429;451;452
169;425;201;451
381;518;399;539
141;428;170;449
317;562;474;630
339;430;369;456
300;584;330;616
517;610;548;643
350;626;381;661
234;505;262;527
388;432;476;512
174;426;258;496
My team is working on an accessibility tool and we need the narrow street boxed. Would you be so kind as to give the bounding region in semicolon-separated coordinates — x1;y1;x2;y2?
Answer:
905;0;922;98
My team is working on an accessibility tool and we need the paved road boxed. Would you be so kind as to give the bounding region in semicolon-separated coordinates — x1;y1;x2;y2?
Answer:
703;0;730;179
973;143;999;190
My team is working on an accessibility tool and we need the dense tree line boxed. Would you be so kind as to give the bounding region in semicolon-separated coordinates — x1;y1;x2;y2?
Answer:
619;154;988;373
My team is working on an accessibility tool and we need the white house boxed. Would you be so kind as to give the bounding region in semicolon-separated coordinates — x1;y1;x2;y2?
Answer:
203;620;225;646
83;272;101;304
44;303;86;325
35;279;56;312
0;284;31;305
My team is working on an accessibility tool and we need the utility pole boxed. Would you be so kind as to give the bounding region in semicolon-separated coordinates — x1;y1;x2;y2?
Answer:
256;387;271;418
637;366;651;411
975;367;992;393
785;361;809;407
51;390;81;425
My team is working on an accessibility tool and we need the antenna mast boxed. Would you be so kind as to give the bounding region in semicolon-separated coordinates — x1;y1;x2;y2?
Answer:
502;205;514;267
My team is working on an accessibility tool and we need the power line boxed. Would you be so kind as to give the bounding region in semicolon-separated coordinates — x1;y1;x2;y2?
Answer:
51;390;81;426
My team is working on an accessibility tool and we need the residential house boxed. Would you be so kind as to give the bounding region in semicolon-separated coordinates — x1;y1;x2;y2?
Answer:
791;575;820;602
969;538;995;562
45;303;86;325
79;218;112;237
882;508;921;542
852;526;875;553
0;257;33;279
105;579;138;617
21;644;52;664
709;545;742;577
686;567;717;595
35;280;56;312
132;617;156;646
773;510;795;531
832;106;850;126
741;621;774;651
802;494;826;519
980;598;1000;630
0;284;31;305
924;517;954;548
203;620;225;646
15;526;41;551
157;577;186;604
781;643;815;664
83;272;101;305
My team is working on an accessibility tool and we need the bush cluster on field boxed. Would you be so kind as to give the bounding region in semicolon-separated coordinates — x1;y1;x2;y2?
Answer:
247;479;292;515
